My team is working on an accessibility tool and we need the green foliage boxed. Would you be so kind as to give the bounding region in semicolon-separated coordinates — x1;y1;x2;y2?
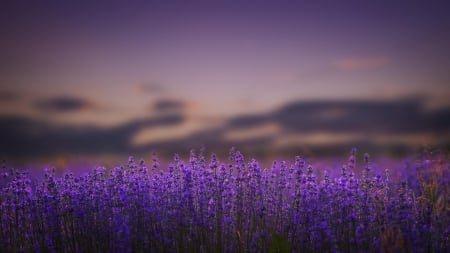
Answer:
268;234;291;253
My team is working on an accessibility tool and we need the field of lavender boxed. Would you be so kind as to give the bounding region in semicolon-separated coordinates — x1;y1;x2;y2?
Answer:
0;148;448;253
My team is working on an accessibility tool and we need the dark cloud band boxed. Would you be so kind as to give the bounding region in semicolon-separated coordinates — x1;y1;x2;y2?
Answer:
34;96;95;113
1;98;449;158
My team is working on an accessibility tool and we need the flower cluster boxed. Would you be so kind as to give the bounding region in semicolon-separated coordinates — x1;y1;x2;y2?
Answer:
0;148;448;252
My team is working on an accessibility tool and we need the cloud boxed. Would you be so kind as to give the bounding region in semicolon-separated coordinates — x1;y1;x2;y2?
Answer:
152;98;186;112
132;83;163;94
276;99;450;134
228;114;271;129
0;114;184;157
223;122;280;142
1;97;449;160
34;96;95;113
333;56;388;71
226;98;450;137
154;98;446;153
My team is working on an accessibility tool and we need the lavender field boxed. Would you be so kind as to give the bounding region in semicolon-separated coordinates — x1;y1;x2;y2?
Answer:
0;148;448;253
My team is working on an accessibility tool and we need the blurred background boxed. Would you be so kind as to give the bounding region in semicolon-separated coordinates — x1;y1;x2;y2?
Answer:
1;0;449;169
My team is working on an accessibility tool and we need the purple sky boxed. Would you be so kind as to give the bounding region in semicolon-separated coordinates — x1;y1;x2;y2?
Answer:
1;1;449;162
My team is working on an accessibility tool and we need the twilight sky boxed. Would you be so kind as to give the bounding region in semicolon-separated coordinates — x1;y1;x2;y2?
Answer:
1;0;449;163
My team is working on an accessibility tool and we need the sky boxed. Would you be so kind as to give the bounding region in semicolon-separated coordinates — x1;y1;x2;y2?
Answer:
1;0;449;165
